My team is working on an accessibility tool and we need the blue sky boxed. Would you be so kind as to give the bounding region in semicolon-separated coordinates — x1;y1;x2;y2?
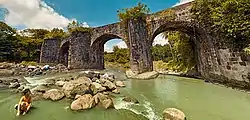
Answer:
43;0;178;27
0;0;192;51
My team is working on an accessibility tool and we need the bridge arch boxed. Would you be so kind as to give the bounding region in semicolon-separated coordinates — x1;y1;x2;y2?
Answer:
58;41;70;67
150;21;219;77
90;33;128;69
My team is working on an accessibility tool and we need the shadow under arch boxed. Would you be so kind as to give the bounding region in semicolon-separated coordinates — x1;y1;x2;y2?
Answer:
90;33;128;69
150;21;215;76
58;41;70;67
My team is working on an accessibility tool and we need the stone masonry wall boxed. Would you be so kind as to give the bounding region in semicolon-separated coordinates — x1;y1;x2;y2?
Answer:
40;38;60;63
208;49;250;89
68;32;91;69
128;18;153;74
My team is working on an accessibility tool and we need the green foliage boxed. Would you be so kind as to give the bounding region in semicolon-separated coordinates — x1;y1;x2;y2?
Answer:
151;44;172;62
45;28;67;39
67;21;92;34
191;0;250;49
151;9;177;21
20;61;37;66
0;20;93;62
117;2;150;22
0;21;19;61
166;31;196;72
154;31;196;72
104;46;130;65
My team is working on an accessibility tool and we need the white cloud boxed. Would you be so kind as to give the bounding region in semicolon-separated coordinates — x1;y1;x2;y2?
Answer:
104;44;113;53
116;41;127;49
0;0;84;29
153;33;169;46
173;0;194;7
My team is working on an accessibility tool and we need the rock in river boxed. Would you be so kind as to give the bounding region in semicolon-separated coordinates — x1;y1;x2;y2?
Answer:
43;89;65;101
115;81;126;87
163;108;186;120
126;70;159;80
71;94;96;111
94;93;114;109
122;96;139;104
9;82;20;88
100;79;116;90
62;76;91;98
55;81;65;87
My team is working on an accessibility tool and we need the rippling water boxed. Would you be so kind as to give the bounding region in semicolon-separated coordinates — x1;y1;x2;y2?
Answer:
1;69;250;120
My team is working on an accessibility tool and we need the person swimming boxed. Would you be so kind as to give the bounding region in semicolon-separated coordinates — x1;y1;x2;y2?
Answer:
15;88;32;116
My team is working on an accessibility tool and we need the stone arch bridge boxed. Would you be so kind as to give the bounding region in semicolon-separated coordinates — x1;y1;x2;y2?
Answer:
40;2;250;88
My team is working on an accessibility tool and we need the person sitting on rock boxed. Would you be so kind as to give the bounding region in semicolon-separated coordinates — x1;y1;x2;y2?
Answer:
15;88;32;116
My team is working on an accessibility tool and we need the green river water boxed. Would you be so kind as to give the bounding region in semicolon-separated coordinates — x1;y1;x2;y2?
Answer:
1;69;250;120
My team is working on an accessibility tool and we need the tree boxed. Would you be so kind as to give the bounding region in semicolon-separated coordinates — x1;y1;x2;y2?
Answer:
191;0;250;49
104;46;130;64
45;28;67;39
117;2;150;22
0;21;19;61
67;21;91;34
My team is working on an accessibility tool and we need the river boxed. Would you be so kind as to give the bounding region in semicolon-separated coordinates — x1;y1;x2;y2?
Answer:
1;69;250;120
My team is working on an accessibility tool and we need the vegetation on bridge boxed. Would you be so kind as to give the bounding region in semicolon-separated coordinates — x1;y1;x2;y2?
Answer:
117;2;150;22
67;21;92;34
191;0;250;52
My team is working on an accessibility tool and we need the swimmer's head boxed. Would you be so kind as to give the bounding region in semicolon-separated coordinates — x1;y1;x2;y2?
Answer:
22;88;31;97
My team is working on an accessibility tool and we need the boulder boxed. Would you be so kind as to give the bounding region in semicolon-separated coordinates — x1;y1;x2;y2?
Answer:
62;76;91;98
92;77;98;82
98;87;106;92
17;85;25;91
9;82;20;88
163;108;186;120
100;73;115;82
94;93;114;109
70;94;96;110
126;70;159;80
115;81;126;87
28;65;36;70
43;79;56;86
100;79;116;90
125;70;136;78
43;89;65;101
74;94;82;100
78;71;100;80
112;89;120;94
122;96;139;104
11;79;18;83
33;68;42;75
89;84;98;95
92;82;102;89
55;81;65;87
0;69;14;76
31;85;48;93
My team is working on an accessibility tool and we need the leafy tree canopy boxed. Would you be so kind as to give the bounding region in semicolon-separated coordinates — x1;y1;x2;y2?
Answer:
191;0;250;49
117;2;150;22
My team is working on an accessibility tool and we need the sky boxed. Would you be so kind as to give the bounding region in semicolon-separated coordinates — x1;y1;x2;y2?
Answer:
0;0;193;52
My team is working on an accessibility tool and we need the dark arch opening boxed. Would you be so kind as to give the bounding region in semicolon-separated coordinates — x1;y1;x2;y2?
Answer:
90;34;128;69
150;21;207;77
59;41;69;67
